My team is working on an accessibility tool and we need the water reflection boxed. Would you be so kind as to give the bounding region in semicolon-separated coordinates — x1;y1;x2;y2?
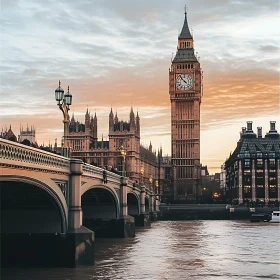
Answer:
2;221;280;280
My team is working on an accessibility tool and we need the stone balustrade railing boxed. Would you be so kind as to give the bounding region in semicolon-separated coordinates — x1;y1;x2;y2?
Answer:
0;139;156;196
0;138;70;172
82;163;121;185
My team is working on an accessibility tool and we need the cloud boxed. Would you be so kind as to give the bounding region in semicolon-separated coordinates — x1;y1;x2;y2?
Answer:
1;0;279;173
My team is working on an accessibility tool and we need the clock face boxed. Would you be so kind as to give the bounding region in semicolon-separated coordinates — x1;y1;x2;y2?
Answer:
176;74;193;91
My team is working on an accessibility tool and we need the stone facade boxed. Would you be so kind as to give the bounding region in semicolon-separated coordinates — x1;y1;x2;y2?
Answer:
169;12;202;200
67;108;169;196
224;121;280;204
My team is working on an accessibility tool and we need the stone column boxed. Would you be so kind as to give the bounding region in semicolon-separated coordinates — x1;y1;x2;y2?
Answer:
67;159;95;267
120;177;128;217
252;160;256;202
277;160;280;202
140;185;146;214
264;160;269;204
238;160;243;204
69;159;83;229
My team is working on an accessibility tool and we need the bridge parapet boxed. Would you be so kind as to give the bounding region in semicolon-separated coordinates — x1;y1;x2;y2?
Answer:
0;138;70;173
82;163;121;185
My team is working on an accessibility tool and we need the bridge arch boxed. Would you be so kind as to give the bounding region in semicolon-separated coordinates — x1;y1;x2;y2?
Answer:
127;192;140;215
81;185;120;220
0;176;68;233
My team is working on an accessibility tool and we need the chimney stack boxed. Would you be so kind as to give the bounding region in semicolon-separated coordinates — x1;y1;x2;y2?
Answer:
257;127;262;138
269;121;276;132
246;121;253;131
242;127;246;134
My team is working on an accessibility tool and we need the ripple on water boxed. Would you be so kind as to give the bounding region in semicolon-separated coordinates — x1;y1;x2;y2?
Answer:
2;221;280;280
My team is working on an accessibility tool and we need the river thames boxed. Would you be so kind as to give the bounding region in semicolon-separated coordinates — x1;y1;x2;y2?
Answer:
2;220;280;280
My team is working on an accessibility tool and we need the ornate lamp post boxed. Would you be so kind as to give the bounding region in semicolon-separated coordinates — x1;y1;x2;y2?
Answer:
149;175;153;192
155;180;159;194
55;80;72;157
140;166;144;185
119;145;127;177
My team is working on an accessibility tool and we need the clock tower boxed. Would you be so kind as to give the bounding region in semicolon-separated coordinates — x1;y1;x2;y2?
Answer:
169;10;202;201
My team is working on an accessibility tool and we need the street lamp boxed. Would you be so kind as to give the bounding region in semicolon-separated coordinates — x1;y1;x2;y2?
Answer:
155;180;159;194
149;175;153;192
119;145;127;177
55;80;72;157
140;166;144;184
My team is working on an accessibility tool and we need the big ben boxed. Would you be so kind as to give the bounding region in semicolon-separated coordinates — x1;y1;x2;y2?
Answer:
169;10;202;201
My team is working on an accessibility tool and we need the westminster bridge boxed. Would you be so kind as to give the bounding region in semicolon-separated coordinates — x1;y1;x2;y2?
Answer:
0;138;160;267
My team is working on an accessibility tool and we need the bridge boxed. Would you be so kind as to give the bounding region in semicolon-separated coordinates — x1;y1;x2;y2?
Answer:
0;138;160;267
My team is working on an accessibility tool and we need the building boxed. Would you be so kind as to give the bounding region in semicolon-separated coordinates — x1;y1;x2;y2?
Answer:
18;125;36;145
66;108;170;196
169;10;203;201
220;163;226;196
0;126;17;142
224;121;280;204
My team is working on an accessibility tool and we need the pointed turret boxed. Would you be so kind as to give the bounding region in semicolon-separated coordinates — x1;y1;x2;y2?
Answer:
85;108;90;129
136;111;140;135
109;108;114;132
173;8;197;62
130;107;135;131
114;111;119;123
149;141;152;152
179;10;192;39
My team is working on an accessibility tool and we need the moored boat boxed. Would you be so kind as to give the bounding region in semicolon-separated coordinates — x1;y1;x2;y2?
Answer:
269;211;280;223
250;213;271;222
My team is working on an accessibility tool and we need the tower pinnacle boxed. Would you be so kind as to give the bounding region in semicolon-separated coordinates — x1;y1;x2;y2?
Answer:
179;8;192;39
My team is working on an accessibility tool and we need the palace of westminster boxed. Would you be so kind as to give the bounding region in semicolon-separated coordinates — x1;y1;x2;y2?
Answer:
1;11;279;203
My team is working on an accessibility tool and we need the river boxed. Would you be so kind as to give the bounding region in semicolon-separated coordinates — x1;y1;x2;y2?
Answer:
2;220;280;280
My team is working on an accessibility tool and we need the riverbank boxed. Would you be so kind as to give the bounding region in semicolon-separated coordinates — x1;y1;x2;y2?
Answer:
159;204;279;220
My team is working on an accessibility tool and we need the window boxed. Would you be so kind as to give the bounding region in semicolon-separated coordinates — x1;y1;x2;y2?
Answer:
245;151;250;158
256;152;262;158
244;159;250;168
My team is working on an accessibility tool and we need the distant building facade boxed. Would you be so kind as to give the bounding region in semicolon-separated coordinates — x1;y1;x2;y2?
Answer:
66;108;170;196
224;121;280;204
18;125;36;145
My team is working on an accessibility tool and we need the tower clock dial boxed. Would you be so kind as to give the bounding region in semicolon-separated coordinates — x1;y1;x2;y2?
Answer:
176;74;193;91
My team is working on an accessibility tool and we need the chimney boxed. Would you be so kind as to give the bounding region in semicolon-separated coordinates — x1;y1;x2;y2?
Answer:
269;121;276;132
257;127;262;138
242;127;246;134
246;121;253;131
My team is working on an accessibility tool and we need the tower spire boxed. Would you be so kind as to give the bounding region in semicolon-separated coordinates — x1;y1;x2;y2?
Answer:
179;7;192;39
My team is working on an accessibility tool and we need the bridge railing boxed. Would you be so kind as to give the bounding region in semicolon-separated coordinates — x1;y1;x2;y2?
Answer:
82;163;121;185
0;138;70;172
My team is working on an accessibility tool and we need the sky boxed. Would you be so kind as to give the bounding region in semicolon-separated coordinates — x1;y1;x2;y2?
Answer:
1;0;279;174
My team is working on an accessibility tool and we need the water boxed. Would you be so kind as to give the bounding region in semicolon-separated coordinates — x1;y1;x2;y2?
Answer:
2;221;280;280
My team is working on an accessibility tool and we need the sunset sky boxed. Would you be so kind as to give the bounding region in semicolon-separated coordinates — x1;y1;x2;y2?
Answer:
1;0;279;173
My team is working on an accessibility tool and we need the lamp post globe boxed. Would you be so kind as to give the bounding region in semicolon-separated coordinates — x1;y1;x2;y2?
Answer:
55;80;64;103
64;86;72;106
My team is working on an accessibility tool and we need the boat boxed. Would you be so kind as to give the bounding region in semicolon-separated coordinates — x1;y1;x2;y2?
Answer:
250;213;271;222
269;211;280;223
